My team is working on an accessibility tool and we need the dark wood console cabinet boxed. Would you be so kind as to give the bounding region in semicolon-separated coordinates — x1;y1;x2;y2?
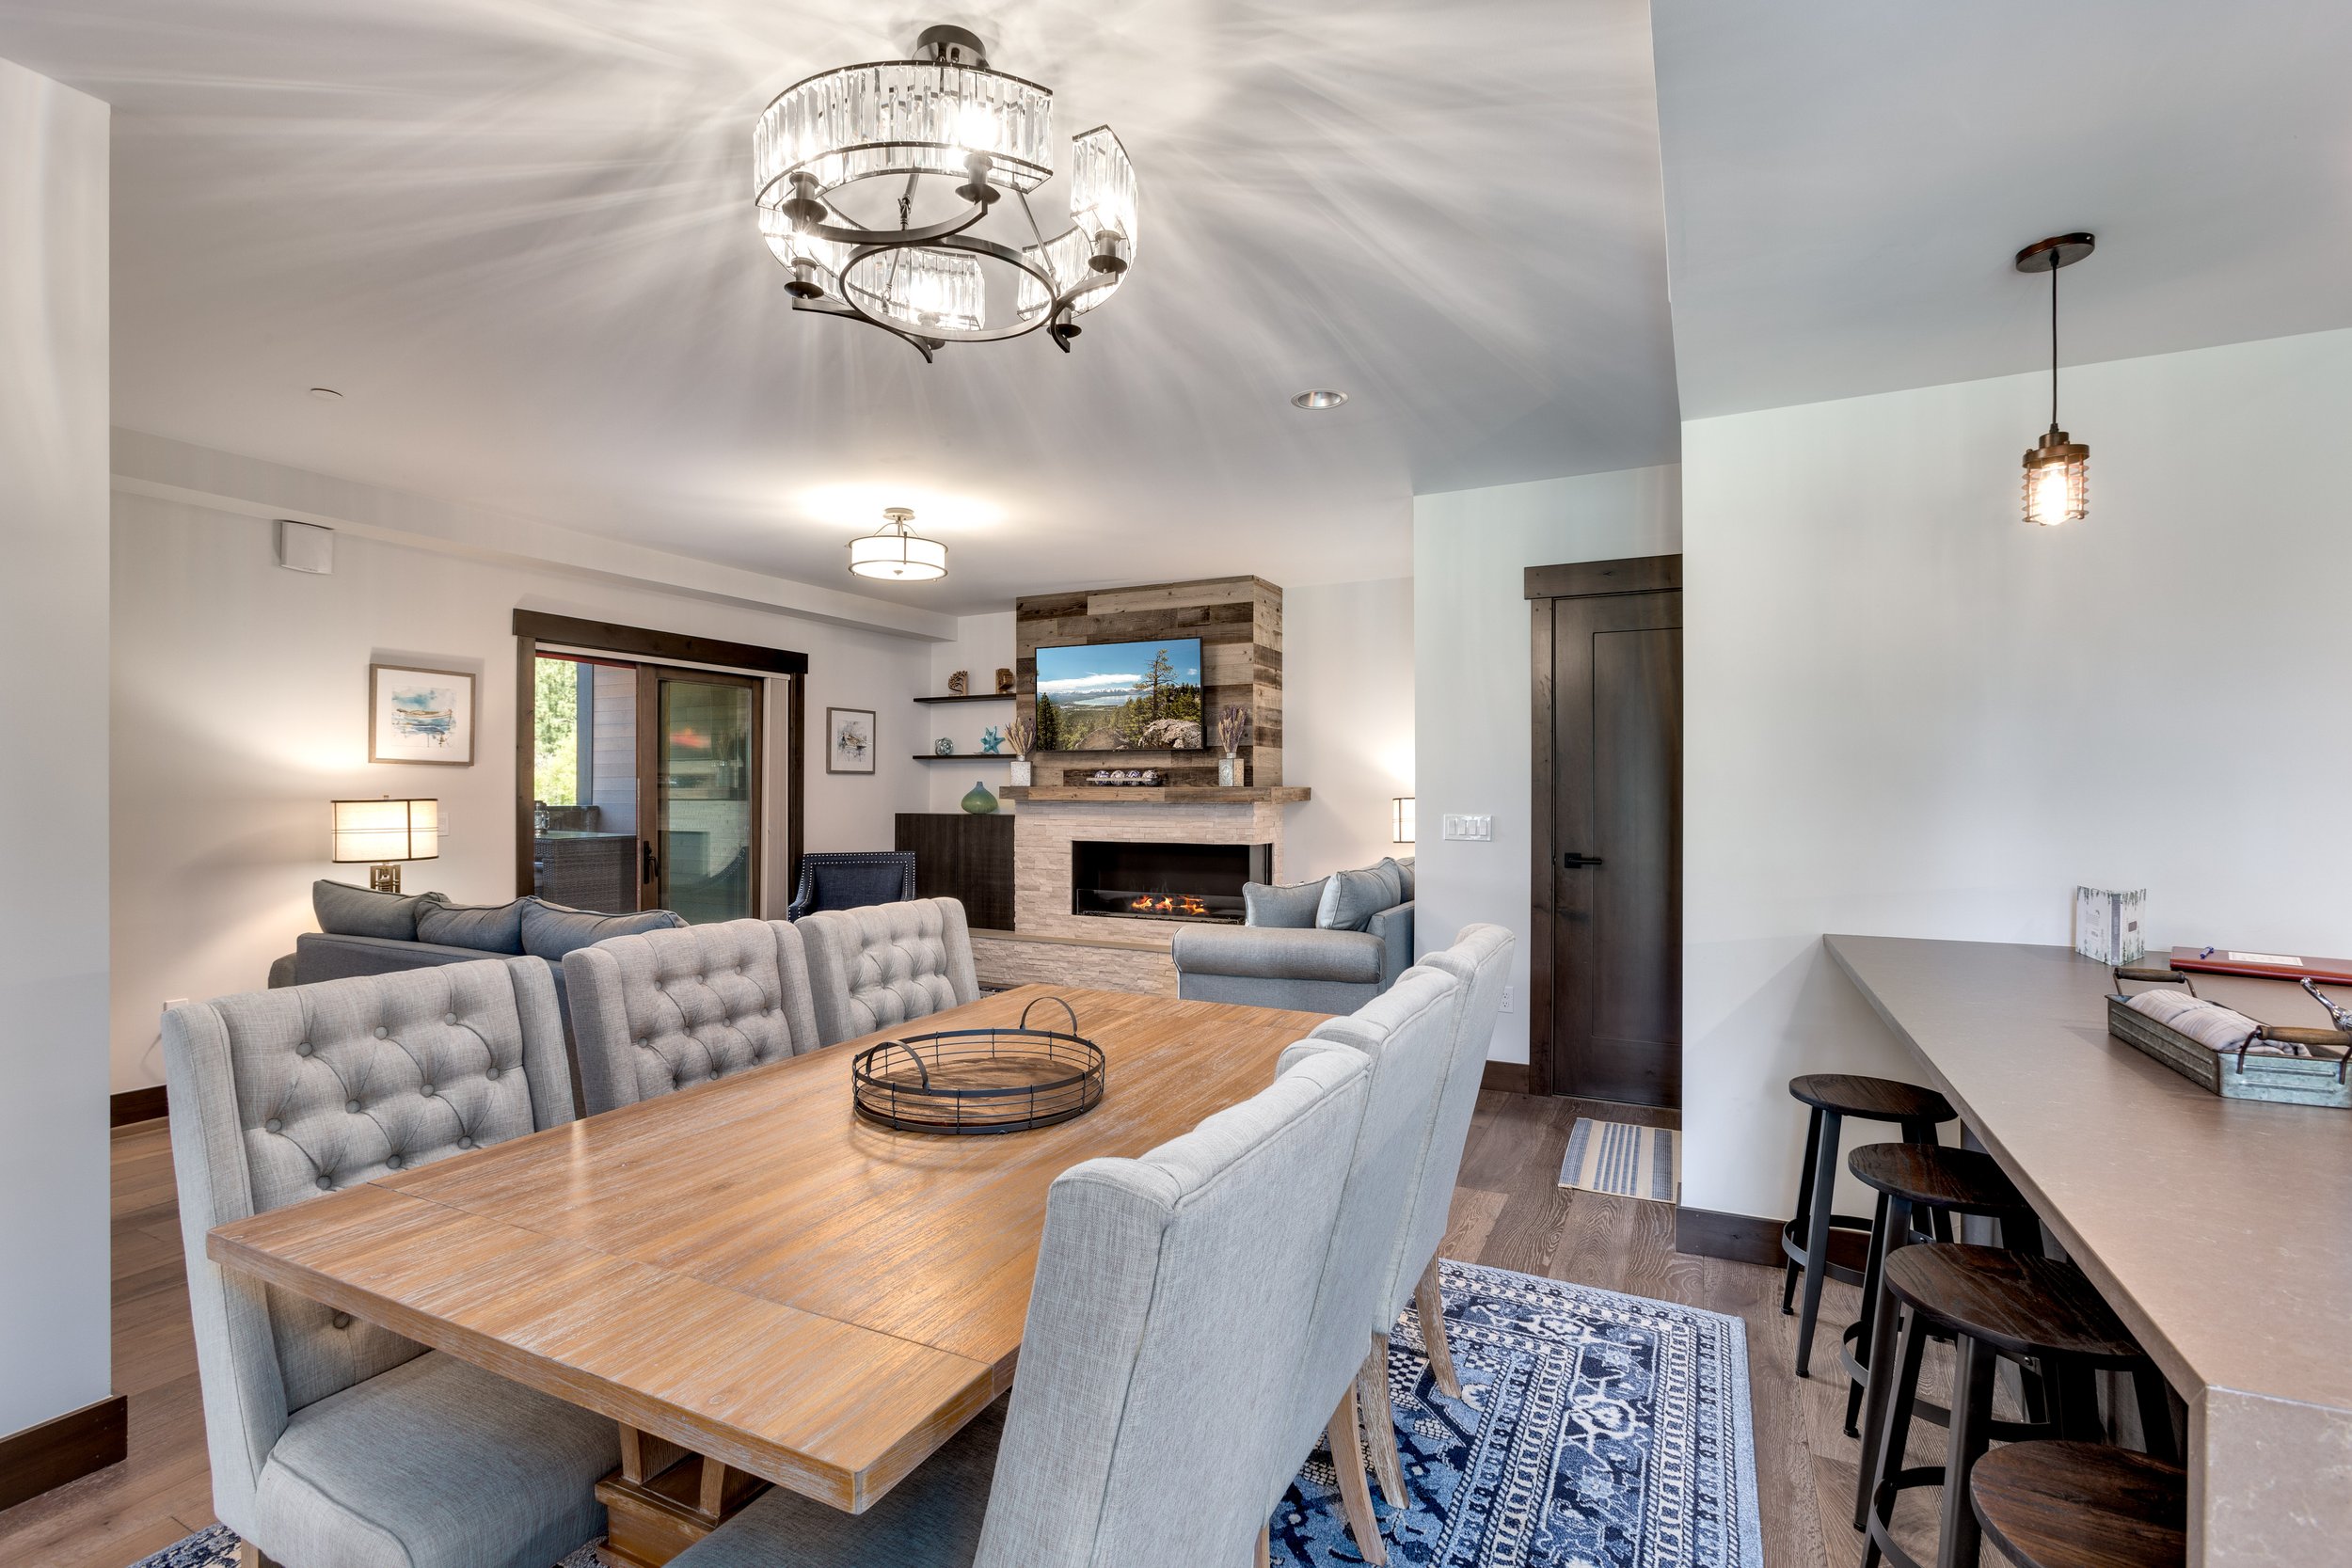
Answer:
895;813;1014;932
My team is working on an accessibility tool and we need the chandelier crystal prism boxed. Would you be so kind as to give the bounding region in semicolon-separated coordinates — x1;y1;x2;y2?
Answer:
754;24;1139;361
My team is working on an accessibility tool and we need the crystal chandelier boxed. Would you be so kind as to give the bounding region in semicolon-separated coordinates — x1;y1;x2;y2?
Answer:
755;25;1139;361
2015;232;2095;527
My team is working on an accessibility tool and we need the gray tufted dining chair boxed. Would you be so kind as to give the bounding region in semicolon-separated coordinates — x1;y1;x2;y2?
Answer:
667;1033;1375;1568
1264;965;1462;1564
1334;924;1515;1511
161;958;617;1568
562;917;824;1115
798;896;981;1046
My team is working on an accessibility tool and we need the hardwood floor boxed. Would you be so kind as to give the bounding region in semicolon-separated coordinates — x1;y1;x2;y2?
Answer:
2;1096;1956;1568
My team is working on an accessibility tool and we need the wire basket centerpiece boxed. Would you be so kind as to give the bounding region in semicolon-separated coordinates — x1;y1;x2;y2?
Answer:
850;996;1105;1134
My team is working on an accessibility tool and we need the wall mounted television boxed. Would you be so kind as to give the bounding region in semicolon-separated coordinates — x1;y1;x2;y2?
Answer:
1033;637;1205;751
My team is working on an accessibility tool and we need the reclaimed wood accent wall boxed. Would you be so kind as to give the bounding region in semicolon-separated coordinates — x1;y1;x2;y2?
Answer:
1014;577;1281;786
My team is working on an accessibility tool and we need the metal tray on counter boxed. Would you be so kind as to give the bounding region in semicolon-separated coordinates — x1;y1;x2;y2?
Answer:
2106;993;2352;1108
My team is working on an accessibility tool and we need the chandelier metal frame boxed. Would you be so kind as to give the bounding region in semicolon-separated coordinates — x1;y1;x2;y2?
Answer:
754;25;1136;362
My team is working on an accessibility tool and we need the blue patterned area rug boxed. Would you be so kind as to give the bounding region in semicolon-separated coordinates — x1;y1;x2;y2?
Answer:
136;1262;1758;1568
1277;1259;1762;1568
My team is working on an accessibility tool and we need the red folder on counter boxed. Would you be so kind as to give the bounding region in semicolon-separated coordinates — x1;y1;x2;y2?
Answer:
2169;946;2352;985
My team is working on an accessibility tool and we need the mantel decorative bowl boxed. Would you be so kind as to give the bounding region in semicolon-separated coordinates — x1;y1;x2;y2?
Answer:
850;997;1105;1134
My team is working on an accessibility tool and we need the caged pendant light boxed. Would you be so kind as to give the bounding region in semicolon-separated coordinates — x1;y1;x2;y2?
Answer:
2015;232;2095;526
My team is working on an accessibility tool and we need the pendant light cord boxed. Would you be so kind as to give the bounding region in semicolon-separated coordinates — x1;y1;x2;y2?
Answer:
2049;259;2060;430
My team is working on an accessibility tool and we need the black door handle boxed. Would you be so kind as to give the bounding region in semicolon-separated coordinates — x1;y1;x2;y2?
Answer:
1562;851;1605;868
642;838;660;884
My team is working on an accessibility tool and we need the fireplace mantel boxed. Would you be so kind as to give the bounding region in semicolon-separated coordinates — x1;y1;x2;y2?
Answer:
1001;785;1311;805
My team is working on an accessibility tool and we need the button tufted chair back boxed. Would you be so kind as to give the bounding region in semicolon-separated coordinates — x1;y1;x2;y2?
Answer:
798;896;981;1045
161;958;576;1524
562;918;822;1115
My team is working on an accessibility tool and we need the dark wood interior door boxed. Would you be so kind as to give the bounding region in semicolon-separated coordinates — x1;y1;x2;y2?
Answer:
1530;557;1682;1105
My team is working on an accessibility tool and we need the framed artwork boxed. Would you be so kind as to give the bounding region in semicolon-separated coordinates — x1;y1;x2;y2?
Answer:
826;706;876;774
369;664;476;766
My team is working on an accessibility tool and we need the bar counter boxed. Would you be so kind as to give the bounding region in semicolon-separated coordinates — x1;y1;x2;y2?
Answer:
1825;935;2352;1568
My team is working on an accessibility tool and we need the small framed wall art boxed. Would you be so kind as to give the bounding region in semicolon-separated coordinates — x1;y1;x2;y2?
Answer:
368;664;476;766
827;707;877;774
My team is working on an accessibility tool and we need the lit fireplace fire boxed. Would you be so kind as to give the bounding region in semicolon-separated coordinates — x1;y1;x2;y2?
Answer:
1129;893;1212;917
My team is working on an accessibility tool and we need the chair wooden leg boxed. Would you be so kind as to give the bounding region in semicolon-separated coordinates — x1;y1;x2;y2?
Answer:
1328;1385;1389;1566
1359;1336;1407;1507
1255;1523;1272;1568
1415;1257;1461;1400
235;1544;282;1568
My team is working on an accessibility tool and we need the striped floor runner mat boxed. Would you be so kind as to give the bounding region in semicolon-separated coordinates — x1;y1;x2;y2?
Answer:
1558;1117;1679;1202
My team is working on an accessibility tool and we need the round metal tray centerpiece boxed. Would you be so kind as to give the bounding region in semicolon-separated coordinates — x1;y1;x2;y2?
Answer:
851;996;1104;1134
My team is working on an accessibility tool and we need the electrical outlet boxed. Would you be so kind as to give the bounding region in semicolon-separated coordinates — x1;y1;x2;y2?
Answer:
1441;814;1493;841
1500;985;1513;1013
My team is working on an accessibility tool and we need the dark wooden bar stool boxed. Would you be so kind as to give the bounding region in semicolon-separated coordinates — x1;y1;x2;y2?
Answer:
1970;1441;2186;1568
1783;1073;1956;1378
1845;1143;2044;1530
1864;1244;2178;1568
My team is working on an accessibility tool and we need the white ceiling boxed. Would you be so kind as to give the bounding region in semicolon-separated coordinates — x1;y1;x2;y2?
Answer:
0;0;1682;614
1653;0;2352;419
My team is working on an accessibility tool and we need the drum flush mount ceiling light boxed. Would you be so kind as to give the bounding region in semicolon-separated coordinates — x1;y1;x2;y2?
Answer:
849;507;948;581
2016;232;2095;527
755;24;1139;362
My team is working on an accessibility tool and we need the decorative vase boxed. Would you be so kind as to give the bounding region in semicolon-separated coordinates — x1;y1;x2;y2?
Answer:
1009;757;1033;786
935;737;953;755
961;780;999;815
1217;753;1241;787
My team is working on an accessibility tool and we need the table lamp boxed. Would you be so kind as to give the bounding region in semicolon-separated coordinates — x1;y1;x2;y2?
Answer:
331;797;439;892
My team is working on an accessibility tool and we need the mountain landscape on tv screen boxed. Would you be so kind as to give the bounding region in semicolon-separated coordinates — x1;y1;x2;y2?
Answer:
1034;640;1204;751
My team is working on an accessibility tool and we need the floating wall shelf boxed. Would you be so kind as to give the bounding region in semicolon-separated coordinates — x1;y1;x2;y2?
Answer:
913;693;1016;705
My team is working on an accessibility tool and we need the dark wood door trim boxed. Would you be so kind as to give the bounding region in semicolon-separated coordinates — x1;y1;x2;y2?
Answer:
515;614;806;904
1524;555;1680;601
1530;554;1683;1103
510;610;809;676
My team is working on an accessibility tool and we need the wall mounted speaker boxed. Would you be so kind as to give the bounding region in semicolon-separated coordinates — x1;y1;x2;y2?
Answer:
277;519;333;574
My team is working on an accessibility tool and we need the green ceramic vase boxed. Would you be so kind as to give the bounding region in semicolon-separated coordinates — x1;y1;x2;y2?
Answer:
961;780;999;815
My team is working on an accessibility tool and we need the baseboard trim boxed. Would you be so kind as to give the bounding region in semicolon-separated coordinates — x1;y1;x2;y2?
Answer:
110;1085;168;1128
1675;1205;1782;1266
1479;1061;1531;1095
0;1394;128;1513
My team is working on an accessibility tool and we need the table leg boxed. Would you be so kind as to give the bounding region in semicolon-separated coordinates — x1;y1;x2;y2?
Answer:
596;1425;771;1568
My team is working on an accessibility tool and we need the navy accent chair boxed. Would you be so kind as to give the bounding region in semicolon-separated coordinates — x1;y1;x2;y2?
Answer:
787;850;917;922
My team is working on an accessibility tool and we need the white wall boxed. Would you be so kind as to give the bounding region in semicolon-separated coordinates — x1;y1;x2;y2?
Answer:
110;492;934;1092
923;610;1019;813
1413;467;1684;1063
1683;325;2352;1220
1284;578;1416;880
0;55;113;1440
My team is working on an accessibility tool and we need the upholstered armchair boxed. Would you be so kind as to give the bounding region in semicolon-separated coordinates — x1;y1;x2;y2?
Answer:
563;918;824;1115
797;896;980;1045
161;958;617;1568
786;849;916;922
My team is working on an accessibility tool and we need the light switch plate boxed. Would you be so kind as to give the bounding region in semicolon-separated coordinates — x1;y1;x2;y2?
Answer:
1441;814;1493;841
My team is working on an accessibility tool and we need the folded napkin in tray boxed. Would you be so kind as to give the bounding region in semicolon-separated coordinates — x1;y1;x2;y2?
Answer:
2124;989;2311;1056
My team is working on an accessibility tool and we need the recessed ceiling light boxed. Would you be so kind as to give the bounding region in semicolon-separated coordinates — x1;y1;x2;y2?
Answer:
1290;389;1347;410
308;387;343;401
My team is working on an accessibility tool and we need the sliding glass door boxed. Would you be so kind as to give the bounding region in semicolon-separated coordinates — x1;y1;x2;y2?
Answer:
642;668;760;924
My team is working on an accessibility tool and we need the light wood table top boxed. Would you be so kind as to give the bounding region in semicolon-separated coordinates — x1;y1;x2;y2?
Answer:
207;985;1328;1513
1825;936;2352;1568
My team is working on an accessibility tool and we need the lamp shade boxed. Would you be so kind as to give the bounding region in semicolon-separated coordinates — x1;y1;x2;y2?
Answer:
848;507;948;581
331;798;440;863
1392;796;1416;845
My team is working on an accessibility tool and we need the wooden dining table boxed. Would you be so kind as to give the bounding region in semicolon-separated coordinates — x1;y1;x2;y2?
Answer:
206;985;1329;1566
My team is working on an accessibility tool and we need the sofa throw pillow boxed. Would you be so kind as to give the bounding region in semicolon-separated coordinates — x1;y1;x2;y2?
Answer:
1382;856;1415;902
1316;863;1404;932
413;895;528;955
1244;877;1328;928
520;898;687;961
311;879;427;942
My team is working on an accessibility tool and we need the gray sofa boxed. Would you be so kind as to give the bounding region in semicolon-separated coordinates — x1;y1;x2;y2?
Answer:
1170;857;1414;1012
